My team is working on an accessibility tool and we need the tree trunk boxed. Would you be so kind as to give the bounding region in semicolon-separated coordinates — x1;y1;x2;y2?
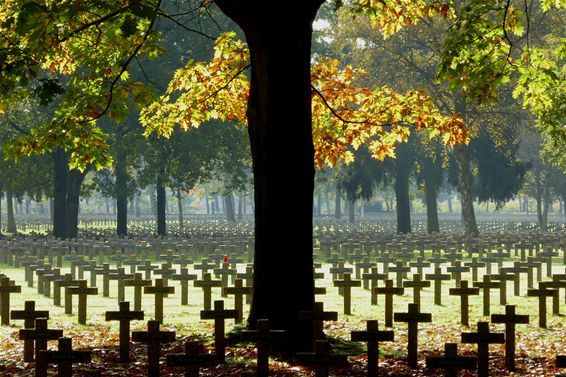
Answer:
334;186;342;219
156;175;166;236
53;148;68;238
215;0;321;353
454;145;479;237
237;193;243;220
205;195;210;214
115;145;128;236
135;194;141;217
316;194;322;216
0;192;2;235
224;193;236;222
6;190;16;234
347;198;355;223
395;168;411;234
424;177;440;233
64;169;85;238
177;189;184;232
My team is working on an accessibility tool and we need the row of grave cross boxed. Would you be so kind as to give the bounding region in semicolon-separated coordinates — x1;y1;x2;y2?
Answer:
9;299;566;377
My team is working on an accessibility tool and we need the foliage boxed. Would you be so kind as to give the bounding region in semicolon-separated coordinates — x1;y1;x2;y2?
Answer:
141;32;468;169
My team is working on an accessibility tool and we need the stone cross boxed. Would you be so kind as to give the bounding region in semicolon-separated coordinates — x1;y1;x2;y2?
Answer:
491;305;529;371
200;300;238;363
403;273;430;307
144;278;174;324
361;267;387;306
490;270;515;305
132;320;176;377
11;301;49;361
108;267;133;304
105;301;144;362
171;268;198;306
0;276;21;325
394;303;432;368
464;257;485;282
446;261;469;286
375;279;404;327
299;302;338;347
295;340;348;377
236;266;254;304
540;277;566;316
473;275;500;316
194;273;223;311
166;341;217;377
37;337;91;377
425;268;451;306
136;260;158;281
350;320;394;377
19;318;63;373
333;273;361;315
214;262;238;297
123;273;151;311
241;319;285;377
426;342;477;377
67;280;98;325
527;284;556;328
388;261;410;288
448;281;479;326
223;278;253;323
461;321;505;377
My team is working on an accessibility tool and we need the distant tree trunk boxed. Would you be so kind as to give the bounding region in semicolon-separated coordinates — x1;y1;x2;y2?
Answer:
315;194;321;216
0;192;2;235
447;195;453;213
454;145;479;237
156;175;166;236
53;148;68;238
50;198;54;222
335;187;342;219
237;193;243;220
6;190;16;234
64;168;86;238
395;168;411;234
177;189;184;232
135;195;141;217
25;198;30;215
205;195;210;214
325;192;331;214
424;178;439;233
347;198;355;223
225;193;236;222
115;145;128;236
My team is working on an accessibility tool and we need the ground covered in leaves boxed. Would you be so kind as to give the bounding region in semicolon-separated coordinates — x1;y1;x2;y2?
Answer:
1;318;564;377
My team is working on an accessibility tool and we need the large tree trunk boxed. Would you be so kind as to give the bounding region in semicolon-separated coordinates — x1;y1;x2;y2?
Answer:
216;0;321;353
454;145;479;237
394;168;411;234
177;189;184;232
424;178;440;233
335;186;342;219
53;148;68;238
115;145;128;236
156;175;166;236
224;193;236;222
6;190;16;234
64;169;85;238
347;198;355;223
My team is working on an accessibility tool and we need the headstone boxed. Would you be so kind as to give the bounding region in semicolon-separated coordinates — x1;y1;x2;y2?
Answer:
375;279;404;327
448;281;479;326
132;320;176;377
491;305;529;371
0;276;22;325
105;301;144;362
223;278;252;323
394;303;432;368
527;284;556;328
350;320;394;377
403;273;430;307
194;273;223;311
241;319;285;377
166;341;217;377
11;301;50;361
19;318;63;375
123;273;151;311
426;343;477;377
473;275;500;317
333;273;361;315
461;321;505;377
67;280;98;325
299;302;338;347
38;337;91;377
295;340;348;377
171;268;198;306
200;300;238;363
425;268;451;306
144;278;174;324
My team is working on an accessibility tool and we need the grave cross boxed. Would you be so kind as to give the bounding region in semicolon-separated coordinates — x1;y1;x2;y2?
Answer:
446;261;470;286
299;302;338;346
388;261;410;288
200;300;238;363
194;273;223;311
403;273;430;307
108;267;133;304
0;276;21;325
132;320;176;377
67;280;98;325
236;266;254;304
448;281;479;326
425;268;451;306
491;305;529;371
375;279;404;327
11;301;49;361
123;273;151;311
166;341;217;377
490;269;515;305
333;273;362;315
540;277;566;315
350;320;394;377
171;268;198;306
295;340;348;377
409;257;430;277
557;355;566;377
37;337;91;377
43;268;64;298
361;267;387;306
19;318;63;373
527;284;556;328
223;278;252;323
144;278;174;324
214;262;238;297
425;343;477;377
105;301;144;362
504;262;529;296
241;319;285;377
136;260;158;281
53;273;79;311
473;275;500;316
461;321;505;377
464;257;485;282
394;303;432;368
